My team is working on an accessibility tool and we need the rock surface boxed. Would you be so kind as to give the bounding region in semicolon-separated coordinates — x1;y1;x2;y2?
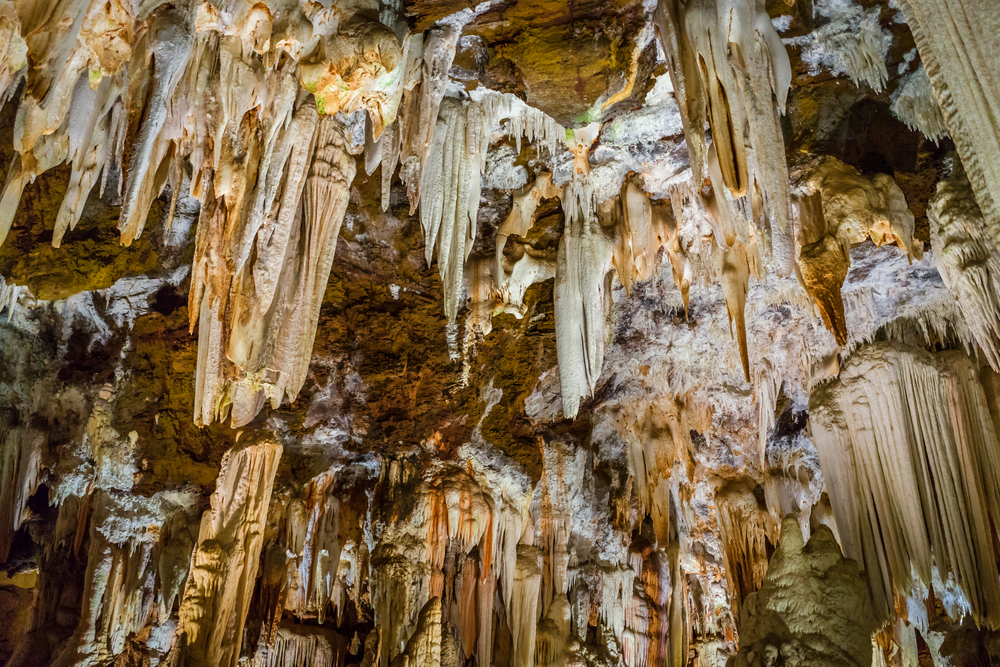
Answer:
0;1;998;666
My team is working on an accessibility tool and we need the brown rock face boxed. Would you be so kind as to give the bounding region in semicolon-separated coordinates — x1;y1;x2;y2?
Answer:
465;0;647;126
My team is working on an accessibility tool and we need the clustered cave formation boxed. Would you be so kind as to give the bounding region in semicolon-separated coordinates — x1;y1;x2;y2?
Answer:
0;0;999;665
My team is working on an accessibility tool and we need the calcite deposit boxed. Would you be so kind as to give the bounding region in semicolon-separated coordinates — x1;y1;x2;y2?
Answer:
0;0;999;666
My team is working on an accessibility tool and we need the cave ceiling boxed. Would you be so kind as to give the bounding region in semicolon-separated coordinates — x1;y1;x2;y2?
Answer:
0;0;1000;666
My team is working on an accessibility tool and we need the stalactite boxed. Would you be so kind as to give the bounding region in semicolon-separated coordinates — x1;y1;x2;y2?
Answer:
713;481;777;620
285;472;343;620
5;1;1000;664
898;0;1000;243
510;545;541;667
0;2;399;428
400;26;458;213
554;184;614;420
249;624;349;667
891;65;948;145
929;162;1000;369
719;240;756;382
0;419;44;562
651;197;694;316
652;0;707;184
671;0;790;202
174;435;283;667
620;545;671;667
796;158;920;346
0;130;68;245
119;3;194;246
266;116;356;412
254;543;288;647
369;463;501;667
53;76;121;247
614;179;657;296
191;113;356;427
810;342;1000;626
48;494;154;666
495;172;560;298
419;97;481;324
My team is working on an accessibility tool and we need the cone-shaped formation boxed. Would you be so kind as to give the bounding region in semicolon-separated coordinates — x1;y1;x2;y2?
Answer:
730;516;879;667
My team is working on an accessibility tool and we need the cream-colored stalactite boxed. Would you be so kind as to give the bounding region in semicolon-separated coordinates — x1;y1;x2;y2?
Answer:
554;184;615;420
614;179;657;296
713;481;778;620
618;396;688;546
53;510;158;667
419;97;483;324
266;116;356;410
375;34;424;211
12;0;123;157
796;158;920;346
652;0;706;186
191;114;356;427
898;0;1000;244
891;65;948;145
718;239;757;382
495;172;559;288
249;623;353;667
400;25;458;213
0;2;399;428
0;130;68;244
654;198;694;316
655;0;792;277
810;342;1000;626
174;436;283;667
226;102;318;372
510;544;541;667
283;472;345;623
52;76;122;247
370;464;497;667
704;140;763;382
0;3;26;99
119;3;195;246
929;163;1000;370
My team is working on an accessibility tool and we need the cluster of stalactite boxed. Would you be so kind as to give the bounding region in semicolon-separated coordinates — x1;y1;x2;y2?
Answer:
3;0;1000;666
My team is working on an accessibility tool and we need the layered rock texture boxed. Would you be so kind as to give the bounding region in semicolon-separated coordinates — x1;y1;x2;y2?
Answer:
1;0;1000;666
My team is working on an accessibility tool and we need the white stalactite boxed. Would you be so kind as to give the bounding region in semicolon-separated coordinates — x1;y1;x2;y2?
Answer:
810;342;1000;626
554;182;614;420
891;65;948;145
899;0;1000;243
419;97;481;324
929;163;1000;369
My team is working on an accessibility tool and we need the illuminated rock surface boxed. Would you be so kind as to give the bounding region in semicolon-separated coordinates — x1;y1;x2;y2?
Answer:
0;1;999;666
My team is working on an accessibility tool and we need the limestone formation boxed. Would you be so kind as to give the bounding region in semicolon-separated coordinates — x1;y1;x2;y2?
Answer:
729;516;878;667
0;1;998;666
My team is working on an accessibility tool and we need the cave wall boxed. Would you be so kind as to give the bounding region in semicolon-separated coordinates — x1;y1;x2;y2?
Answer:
0;0;999;666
